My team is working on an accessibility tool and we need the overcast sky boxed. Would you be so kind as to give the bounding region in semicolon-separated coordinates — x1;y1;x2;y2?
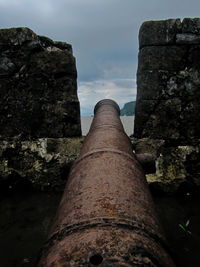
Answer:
0;0;200;115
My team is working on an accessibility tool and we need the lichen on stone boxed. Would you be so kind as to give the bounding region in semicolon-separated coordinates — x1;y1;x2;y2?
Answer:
134;18;200;194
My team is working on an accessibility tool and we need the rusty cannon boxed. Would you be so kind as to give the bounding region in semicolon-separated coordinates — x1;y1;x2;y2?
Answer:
38;99;175;267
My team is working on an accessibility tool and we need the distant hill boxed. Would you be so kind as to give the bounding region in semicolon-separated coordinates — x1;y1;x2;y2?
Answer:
120;101;136;116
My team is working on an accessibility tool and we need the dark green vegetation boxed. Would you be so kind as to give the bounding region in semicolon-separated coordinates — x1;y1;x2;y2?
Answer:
120;101;136;116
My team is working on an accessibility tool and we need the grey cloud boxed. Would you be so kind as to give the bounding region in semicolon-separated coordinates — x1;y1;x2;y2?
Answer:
1;0;200;114
78;78;137;115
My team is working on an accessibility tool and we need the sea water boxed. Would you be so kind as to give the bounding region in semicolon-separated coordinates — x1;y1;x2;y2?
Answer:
81;116;135;136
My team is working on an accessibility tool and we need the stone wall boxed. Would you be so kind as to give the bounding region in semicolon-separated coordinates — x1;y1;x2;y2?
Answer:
134;18;200;194
0;27;81;138
0;28;82;193
0;137;84;193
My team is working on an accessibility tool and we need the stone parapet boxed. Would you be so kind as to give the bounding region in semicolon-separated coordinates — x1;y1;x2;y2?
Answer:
139;18;200;48
133;138;200;194
134;18;200;193
135;18;200;145
0;27;81;139
0;27;82;193
0;137;84;193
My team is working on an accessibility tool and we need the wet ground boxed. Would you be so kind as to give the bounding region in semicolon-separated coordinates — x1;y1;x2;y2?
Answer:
0;192;200;267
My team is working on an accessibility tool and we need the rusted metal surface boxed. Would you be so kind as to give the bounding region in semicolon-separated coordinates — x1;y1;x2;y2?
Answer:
135;153;156;174
38;99;175;267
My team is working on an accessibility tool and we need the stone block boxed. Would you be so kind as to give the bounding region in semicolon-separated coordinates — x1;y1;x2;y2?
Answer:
0;137;84;192
134;99;182;140
0;27;38;48
135;18;200;194
135;69;200;156
137;70;179;100
180;101;200;143
138;45;187;72
0;27;81;138
182;18;200;34
134;138;200;194
134;99;157;138
188;45;200;70
139;19;181;48
28;50;76;77
144;98;182;140
176;33;200;44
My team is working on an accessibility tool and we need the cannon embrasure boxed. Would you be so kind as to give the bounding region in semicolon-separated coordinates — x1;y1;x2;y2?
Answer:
38;99;175;267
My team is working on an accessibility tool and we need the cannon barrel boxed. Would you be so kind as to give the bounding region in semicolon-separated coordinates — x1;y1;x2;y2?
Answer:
38;99;175;267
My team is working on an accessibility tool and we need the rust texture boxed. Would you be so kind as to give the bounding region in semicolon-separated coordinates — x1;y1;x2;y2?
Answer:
135;153;156;175
38;99;175;267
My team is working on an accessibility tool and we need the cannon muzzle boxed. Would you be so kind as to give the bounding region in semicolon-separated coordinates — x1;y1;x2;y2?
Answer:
38;99;175;266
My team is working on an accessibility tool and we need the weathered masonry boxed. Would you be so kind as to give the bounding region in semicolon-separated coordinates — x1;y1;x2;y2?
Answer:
134;18;200;193
0;27;81;138
0;28;82;192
